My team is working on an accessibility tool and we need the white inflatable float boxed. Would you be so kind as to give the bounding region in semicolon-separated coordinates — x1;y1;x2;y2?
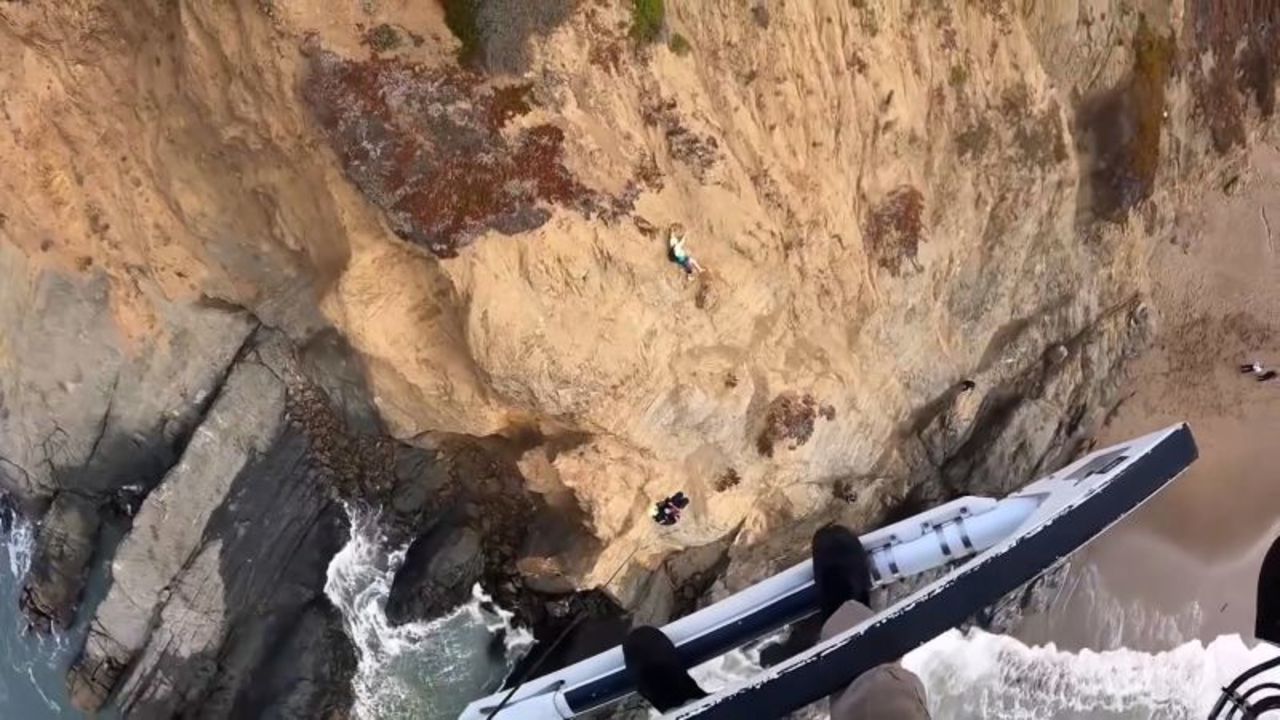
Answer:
461;423;1198;719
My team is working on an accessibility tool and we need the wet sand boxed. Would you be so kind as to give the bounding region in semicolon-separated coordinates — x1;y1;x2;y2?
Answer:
1019;143;1280;652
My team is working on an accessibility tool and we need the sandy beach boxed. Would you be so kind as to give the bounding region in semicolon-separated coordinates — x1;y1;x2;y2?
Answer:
1019;142;1280;652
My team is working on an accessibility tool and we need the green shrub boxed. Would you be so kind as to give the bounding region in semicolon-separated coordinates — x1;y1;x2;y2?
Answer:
669;31;691;56
631;0;665;44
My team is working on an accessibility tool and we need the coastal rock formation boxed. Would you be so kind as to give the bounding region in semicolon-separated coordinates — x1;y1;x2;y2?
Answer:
64;332;352;714
1;0;1278;715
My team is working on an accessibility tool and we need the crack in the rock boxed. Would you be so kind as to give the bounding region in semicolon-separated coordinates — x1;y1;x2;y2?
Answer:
38;423;71;485
83;374;121;472
1262;205;1274;254
0;452;31;487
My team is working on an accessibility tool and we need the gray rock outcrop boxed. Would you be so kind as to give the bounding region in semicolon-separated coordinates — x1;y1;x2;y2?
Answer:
66;332;354;716
0;245;256;632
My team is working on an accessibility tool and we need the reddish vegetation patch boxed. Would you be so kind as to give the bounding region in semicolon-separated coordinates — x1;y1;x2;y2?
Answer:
302;50;593;257
863;186;926;276
756;392;831;457
714;467;741;492
486;82;534;128
1185;1;1280;153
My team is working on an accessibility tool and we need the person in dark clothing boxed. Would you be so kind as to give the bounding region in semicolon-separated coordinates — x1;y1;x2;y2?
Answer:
622;525;929;718
653;503;678;525
652;492;690;526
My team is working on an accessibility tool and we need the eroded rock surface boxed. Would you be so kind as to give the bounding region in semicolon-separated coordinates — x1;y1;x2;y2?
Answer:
1;0;1280;716
67;332;351;715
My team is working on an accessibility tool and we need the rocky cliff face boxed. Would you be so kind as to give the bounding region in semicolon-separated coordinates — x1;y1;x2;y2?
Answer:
0;0;1277;716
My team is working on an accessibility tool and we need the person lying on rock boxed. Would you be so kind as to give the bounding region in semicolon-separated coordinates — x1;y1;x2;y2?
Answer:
668;225;706;277
653;503;679;526
652;492;691;526
621;525;931;719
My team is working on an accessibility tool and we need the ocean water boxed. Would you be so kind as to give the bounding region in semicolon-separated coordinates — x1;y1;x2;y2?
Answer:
0;517;89;718
324;509;533;720
1;511;1277;720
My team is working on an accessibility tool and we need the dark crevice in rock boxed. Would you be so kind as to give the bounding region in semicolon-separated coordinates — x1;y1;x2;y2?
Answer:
877;483;936;527
376;431;545;626
81;374;121;473
0;454;33;495
664;528;741;620
385;505;480;624
228;597;357;719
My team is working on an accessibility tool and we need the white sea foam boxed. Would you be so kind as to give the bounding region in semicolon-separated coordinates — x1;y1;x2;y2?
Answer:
904;629;1280;719
325;509;1280;719
5;517;33;581
325;508;530;720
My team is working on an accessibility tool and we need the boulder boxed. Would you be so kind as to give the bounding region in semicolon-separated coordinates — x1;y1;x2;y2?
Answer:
385;523;484;625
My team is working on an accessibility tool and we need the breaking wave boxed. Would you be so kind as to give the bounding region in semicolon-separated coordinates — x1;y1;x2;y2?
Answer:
321;510;1280;720
324;509;532;720
904;630;1279;720
686;624;1280;720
